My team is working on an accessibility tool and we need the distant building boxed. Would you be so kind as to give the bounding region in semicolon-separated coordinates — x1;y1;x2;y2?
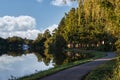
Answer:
22;44;29;50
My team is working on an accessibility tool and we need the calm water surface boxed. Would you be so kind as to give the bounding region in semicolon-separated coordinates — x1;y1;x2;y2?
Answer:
0;50;79;80
0;53;55;80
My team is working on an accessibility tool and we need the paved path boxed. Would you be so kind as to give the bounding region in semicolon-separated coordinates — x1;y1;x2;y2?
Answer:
40;52;116;80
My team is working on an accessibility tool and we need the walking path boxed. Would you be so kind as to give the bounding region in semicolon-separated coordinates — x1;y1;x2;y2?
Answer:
40;52;116;80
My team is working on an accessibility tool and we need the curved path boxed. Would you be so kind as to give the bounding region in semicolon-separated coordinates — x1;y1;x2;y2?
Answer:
40;52;116;80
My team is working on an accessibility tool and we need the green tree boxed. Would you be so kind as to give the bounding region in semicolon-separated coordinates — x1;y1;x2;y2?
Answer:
0;37;8;50
7;36;24;50
43;29;51;39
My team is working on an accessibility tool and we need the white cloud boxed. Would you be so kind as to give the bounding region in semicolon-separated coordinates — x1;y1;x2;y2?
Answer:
0;29;40;40
51;0;75;6
36;0;43;3
0;16;40;40
42;24;58;33
0;16;36;32
0;16;58;40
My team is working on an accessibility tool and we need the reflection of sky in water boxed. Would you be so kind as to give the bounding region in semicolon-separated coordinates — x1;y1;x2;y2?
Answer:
0;53;54;80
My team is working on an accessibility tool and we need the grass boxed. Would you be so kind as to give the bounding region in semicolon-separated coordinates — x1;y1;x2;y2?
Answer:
84;57;118;80
17;51;106;80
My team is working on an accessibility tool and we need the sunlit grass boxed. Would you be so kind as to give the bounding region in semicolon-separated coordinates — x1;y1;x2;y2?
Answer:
84;57;120;80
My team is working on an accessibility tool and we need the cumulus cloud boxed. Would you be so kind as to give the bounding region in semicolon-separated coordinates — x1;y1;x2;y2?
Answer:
0;16;40;40
0;16;58;40
0;29;40;40
51;0;75;6
42;24;58;33
0;16;36;32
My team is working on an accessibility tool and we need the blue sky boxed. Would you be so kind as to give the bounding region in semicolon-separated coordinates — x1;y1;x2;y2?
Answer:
0;0;77;39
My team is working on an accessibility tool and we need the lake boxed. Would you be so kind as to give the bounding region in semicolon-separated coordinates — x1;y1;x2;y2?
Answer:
0;51;55;80
0;50;84;80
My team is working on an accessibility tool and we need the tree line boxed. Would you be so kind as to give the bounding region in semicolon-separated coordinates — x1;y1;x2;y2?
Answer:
0;0;120;53
33;0;120;53
56;0;120;51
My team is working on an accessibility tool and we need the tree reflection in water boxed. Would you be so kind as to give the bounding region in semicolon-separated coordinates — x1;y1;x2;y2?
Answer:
0;49;94;67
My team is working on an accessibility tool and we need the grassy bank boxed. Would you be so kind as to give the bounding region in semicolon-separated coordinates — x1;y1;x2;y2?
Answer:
84;56;120;80
18;51;106;80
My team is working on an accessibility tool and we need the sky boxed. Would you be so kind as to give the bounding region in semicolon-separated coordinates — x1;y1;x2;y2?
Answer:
0;0;77;39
